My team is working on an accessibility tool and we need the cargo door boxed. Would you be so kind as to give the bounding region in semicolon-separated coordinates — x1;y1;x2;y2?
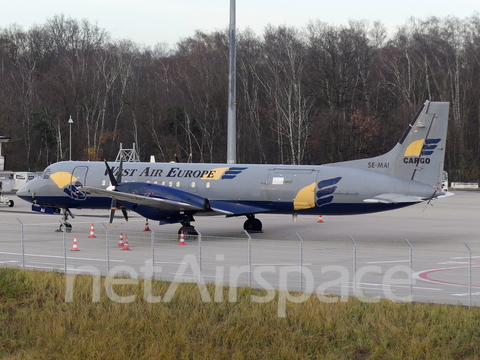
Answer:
266;168;317;205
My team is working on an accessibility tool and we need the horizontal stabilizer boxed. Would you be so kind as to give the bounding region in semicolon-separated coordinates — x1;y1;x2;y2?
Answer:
435;191;455;199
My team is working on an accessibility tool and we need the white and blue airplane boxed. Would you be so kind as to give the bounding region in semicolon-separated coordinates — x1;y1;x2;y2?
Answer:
17;101;451;234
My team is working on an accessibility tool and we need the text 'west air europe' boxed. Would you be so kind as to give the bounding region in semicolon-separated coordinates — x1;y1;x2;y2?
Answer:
107;166;219;179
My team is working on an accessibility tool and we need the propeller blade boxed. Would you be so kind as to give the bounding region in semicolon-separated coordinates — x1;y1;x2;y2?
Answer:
121;207;129;222
116;155;124;185
109;209;115;224
105;156;125;224
109;199;117;224
104;160;117;187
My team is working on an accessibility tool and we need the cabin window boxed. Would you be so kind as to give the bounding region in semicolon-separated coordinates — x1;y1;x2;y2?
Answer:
206;181;211;189
153;180;158;184
161;181;165;186
190;181;196;188
43;170;51;180
168;181;173;187
101;179;107;186
175;181;181;188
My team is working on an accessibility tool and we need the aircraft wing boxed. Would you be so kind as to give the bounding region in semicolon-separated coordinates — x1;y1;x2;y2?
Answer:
363;193;425;204
81;186;273;216
81;186;206;212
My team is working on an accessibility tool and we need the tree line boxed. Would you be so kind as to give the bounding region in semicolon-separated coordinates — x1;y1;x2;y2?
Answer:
1;14;479;181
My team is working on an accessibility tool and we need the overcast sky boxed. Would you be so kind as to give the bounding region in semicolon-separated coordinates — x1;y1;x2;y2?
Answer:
0;0;478;48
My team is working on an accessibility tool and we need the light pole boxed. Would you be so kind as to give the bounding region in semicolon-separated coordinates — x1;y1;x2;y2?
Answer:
227;0;236;164
68;116;73;160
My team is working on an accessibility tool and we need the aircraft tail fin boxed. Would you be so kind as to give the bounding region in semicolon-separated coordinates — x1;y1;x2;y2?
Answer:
334;101;450;187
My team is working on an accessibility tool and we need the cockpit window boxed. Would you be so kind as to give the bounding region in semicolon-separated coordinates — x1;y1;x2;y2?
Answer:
43;170;51;180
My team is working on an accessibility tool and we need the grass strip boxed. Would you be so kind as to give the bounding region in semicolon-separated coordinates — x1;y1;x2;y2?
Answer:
0;268;479;359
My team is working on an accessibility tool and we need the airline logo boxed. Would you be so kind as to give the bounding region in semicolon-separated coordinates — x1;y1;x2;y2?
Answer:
49;172;87;200
221;167;248;180
64;182;87;200
316;177;342;207
403;138;441;164
293;176;342;210
200;167;248;180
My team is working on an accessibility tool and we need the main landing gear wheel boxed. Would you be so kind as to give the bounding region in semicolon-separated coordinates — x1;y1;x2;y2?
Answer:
243;215;263;232
8;200;14;207
177;215;198;236
178;226;198;236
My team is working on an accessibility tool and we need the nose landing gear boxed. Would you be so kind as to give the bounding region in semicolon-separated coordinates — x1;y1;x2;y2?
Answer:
56;208;74;233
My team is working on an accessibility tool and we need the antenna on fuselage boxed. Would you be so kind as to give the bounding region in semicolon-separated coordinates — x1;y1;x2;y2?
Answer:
115;143;140;162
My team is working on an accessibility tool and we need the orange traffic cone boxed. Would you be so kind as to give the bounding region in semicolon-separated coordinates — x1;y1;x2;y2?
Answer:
71;235;80;251
88;223;97;238
117;233;124;248
317;215;324;223
122;235;131;250
178;231;186;246
143;219;151;232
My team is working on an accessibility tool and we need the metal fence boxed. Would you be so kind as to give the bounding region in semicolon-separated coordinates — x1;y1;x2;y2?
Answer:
1;219;479;309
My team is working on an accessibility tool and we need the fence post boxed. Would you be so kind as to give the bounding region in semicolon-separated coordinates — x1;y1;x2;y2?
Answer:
102;223;109;273
465;243;472;308
151;230;155;280
350;236;357;297
244;230;252;287
60;220;67;274
296;233;303;292
197;230;202;278
16;218;25;269
405;239;413;301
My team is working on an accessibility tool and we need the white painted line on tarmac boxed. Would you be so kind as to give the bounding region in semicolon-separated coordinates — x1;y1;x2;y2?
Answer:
27;262;67;266
252;263;313;266
0;251;125;262
344;282;442;291
366;260;410;264
452;292;480;297
164;273;223;280
23;265;104;273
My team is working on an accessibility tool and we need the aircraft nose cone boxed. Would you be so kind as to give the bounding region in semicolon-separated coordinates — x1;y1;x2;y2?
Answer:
16;182;32;201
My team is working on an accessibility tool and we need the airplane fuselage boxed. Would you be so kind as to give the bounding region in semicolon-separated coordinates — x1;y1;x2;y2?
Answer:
18;160;436;219
15;101;451;233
